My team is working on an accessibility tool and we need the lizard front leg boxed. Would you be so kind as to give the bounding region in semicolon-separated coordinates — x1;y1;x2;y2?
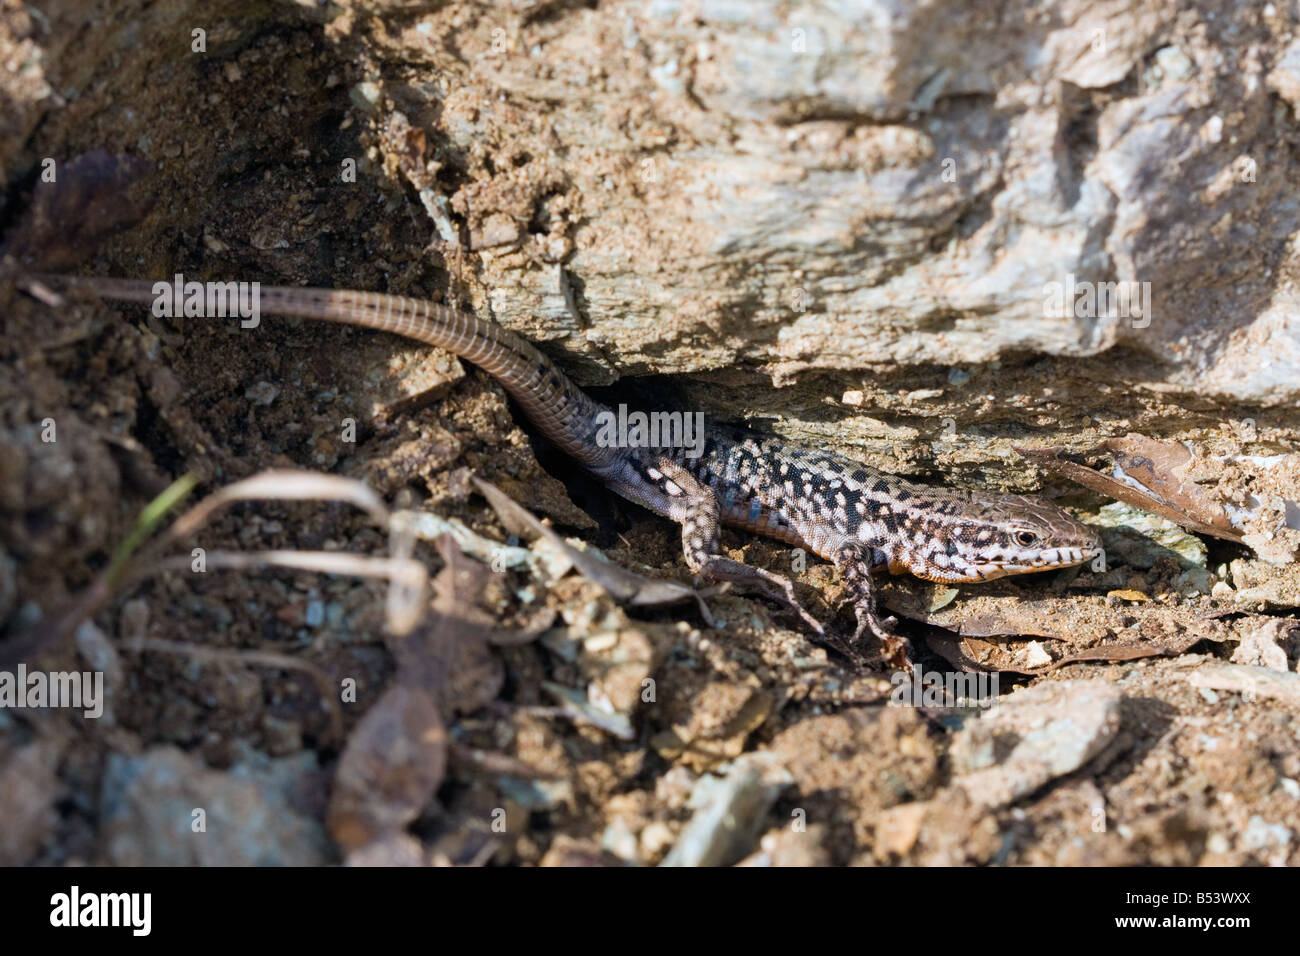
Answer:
833;543;912;670
652;458;824;635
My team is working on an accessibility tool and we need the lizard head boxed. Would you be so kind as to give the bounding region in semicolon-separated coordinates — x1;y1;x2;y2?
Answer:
890;490;1102;583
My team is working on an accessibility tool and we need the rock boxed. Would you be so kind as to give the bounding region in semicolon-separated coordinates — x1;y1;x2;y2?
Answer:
542;618;662;739
1268;38;1300;115
99;746;330;865
660;754;792;867
1187;663;1300;705
737;823;831;867
344;832;427;866
1241;815;1292;853
577;628;660;716
539;835;627;867
599;816;639;862
769;707;940;846
0;739;62;865
652;680;772;772
871;789;1002;865
638;820;676;862
872;801;929;858
653;766;698;811
420;3;1300;411
1093;502;1208;568
1019;641;1054;670
13;0;1300;877
1229;558;1300;609
75;620;123;725
1230;619;1295;672
952;679;1123;808
496;775;574;812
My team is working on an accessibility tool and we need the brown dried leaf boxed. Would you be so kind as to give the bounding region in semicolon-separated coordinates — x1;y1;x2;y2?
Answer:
3;150;154;270
918;590;1245;674
327;684;447;854
931;628;1208;675
389;535;506;718
1016;443;1244;544
1040;633;1206;671
1104;435;1239;537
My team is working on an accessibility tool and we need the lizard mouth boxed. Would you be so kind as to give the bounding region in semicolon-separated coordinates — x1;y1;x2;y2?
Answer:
974;545;1101;571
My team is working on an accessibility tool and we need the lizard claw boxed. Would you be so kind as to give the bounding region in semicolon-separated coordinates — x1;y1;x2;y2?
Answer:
695;556;825;636
852;605;911;671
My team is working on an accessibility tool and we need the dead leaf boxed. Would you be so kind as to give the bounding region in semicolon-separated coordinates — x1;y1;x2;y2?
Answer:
1016;443;1244;544
3;150;154;270
389;535;507;718
327;684;447;854
1105;435;1239;537
928;614;1214;675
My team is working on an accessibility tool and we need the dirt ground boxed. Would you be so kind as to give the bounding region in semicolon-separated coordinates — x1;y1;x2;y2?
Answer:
1;2;1299;867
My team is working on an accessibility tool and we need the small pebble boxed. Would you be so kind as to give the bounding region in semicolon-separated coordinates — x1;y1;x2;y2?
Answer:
639;821;675;860
304;600;325;628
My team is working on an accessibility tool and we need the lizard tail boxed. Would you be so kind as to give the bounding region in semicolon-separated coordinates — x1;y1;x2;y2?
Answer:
29;275;620;469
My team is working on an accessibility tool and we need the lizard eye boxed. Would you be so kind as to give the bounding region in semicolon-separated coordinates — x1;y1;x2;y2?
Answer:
1013;530;1039;547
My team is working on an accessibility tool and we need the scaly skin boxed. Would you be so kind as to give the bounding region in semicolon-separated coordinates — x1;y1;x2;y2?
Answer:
30;275;1102;667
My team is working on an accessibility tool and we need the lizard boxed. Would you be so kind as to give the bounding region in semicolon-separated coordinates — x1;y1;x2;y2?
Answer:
26;274;1103;667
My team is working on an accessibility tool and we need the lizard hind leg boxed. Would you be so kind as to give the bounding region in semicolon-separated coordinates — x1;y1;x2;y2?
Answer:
652;458;824;636
833;543;913;671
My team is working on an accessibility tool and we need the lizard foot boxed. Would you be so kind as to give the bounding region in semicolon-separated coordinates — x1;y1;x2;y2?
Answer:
695;555;825;636
850;601;913;673
833;543;913;672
